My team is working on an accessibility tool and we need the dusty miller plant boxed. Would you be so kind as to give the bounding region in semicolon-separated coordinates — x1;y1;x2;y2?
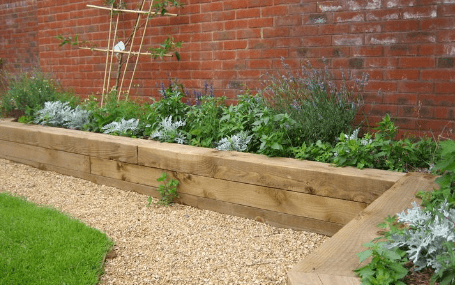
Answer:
102;118;139;136
216;131;252;152
150;115;186;144
34;101;90;130
387;201;455;274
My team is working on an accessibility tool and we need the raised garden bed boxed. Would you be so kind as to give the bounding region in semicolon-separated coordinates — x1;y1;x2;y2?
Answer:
0;119;405;236
0;119;440;284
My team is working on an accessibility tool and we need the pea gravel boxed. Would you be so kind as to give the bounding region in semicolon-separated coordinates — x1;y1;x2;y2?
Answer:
0;158;328;284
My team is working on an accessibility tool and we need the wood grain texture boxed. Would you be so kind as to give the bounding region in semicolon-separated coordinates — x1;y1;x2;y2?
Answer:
287;173;437;284
90;157;367;225
0;121;138;163
185;195;343;235
137;140;405;203
0;139;90;173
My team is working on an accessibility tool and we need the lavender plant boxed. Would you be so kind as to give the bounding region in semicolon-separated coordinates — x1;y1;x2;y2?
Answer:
262;57;368;144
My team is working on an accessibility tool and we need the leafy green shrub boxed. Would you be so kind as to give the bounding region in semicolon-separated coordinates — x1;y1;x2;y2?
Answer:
292;114;438;172
186;86;225;147
261;58;368;144
83;91;150;134
0;71;76;120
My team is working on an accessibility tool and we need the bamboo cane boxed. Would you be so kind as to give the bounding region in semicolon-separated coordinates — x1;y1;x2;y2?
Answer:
79;47;171;57
126;0;155;98
117;0;147;100
86;4;177;16
105;13;120;99
101;4;115;107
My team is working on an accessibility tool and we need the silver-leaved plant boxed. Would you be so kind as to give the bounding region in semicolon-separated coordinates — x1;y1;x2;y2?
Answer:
150;115;186;144
102;118;139;136
387;201;455;273
34;101;91;130
216;131;252;152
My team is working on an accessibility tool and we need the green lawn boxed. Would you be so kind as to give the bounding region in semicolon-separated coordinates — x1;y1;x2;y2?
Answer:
0;192;113;285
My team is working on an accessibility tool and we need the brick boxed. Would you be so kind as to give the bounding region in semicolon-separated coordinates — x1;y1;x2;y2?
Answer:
350;23;381;33
384;0;417;8
224;19;248;30
247;17;274;28
398;82;433;93
384;69;420;80
223;40;248;50
236;29;261;39
262;27;290;38
213;30;236;41
384;45;419;56
334;11;364;22
421;18;455;30
364;81;397;92
435;82;455;93
247;59;272;69
318;24;350;34
366;34;399;45
261;5;288;17
398;105;433;118
201;2;223;13
275;15;301;26
248;0;274;7
351;46;383;57
433;107;455;120
236;8;260;19
212;11;235;22
402;6;437;19
224;0;249;10
402;32;436;44
332;35;363;46
383;20;419;32
301;35;332;47
437;57;455;68
419;94;455;106
222;60;246;70
262;48;289;58
399;57;435;68
366;9;400;21
190;13;212;23
214;50;236;60
383;93;418;105
364;58;399;69
290;26;319;37
304;13;329;25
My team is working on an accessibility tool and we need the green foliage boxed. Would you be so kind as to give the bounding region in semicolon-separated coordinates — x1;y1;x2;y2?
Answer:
354;216;409;285
154;172;180;206
431;242;455;285
0;71;76;120
151;0;184;16
149;37;183;61
252;110;297;157
354;240;409;285
419;139;455;210
186;84;225;147
83;91;149;134
262;58;368;144
292;140;333;163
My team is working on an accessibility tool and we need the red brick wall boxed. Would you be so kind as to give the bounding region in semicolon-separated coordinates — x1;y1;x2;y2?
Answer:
3;0;455;138
0;0;39;73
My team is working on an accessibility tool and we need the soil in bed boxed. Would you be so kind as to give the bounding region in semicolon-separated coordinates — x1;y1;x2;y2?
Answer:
0;158;328;285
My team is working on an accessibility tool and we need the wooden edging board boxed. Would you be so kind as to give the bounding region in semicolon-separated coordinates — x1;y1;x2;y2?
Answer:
287;172;437;285
0;119;406;237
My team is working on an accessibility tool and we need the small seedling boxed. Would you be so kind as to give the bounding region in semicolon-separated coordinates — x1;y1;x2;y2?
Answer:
154;172;179;206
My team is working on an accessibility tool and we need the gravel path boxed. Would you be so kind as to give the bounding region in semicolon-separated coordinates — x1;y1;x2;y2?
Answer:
0;158;328;284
